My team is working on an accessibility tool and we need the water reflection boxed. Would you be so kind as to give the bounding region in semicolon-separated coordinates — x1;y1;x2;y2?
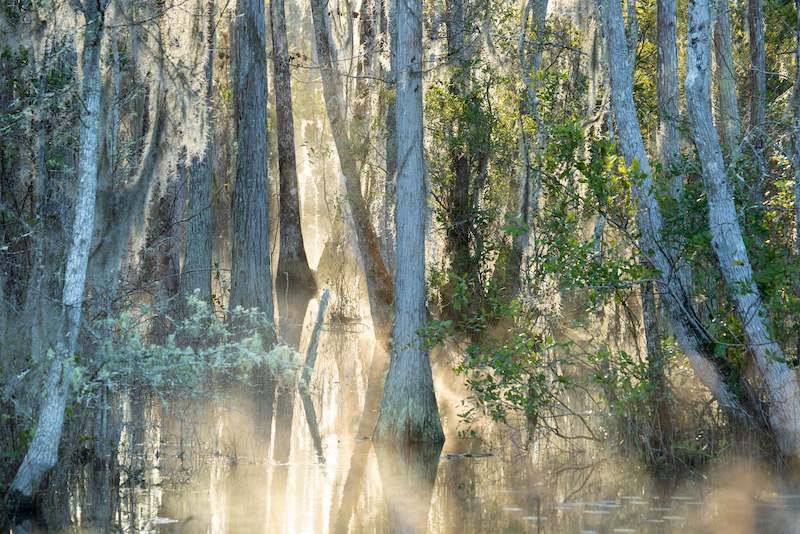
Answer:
7;427;800;533
374;441;443;534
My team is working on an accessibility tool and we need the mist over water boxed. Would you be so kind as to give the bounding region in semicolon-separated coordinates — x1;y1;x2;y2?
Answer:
7;305;800;534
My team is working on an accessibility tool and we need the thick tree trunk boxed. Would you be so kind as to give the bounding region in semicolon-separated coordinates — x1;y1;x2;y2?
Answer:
714;2;740;160
7;0;106;514
601;0;756;431
373;0;444;444
685;0;800;458
229;0;277;452
272;0;316;305
181;0;215;304
229;0;276;336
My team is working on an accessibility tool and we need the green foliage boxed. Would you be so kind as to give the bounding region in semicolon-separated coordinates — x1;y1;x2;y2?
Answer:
423;273;571;428
74;296;299;407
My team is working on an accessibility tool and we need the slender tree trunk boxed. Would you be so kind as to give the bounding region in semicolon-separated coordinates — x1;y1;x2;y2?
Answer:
379;0;397;275
748;0;766;200
602;0;757;431
309;0;395;438
685;0;800;458
714;2;740;161
443;0;473;288
373;0;444;444
309;0;393;341
6;0;106;513
181;0;215;305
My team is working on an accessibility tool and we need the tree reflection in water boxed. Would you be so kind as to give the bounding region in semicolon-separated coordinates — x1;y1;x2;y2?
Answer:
374;441;443;534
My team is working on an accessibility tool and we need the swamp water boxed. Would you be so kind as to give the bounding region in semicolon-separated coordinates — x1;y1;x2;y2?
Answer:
7;317;800;533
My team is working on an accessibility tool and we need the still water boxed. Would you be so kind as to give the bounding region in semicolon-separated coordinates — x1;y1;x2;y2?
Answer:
112;425;800;534
9;317;800;533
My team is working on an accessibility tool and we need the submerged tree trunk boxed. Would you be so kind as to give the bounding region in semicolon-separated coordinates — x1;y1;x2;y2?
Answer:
373;0;444;444
7;0;107;513
685;0;800;458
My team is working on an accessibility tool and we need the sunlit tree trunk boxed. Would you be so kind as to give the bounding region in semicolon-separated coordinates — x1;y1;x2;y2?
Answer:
714;1;740;161
310;0;395;438
272;0;316;325
685;0;800;458
181;0;215;306
601;0;757;431
379;0;397;274
309;0;393;337
7;0;107;513
271;0;314;465
373;0;444;444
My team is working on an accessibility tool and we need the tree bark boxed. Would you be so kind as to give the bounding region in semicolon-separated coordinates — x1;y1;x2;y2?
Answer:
272;0;316;309
229;0;276;339
181;0;215;305
685;0;800;458
748;0;766;189
714;1;740;160
601;0;756;431
229;0;277;453
7;0;106;514
373;0;444;444
309;0;394;342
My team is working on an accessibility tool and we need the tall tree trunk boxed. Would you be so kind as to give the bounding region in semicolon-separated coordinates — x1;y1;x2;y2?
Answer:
444;0;473;288
181;0;215;305
309;0;395;438
748;0;766;200
657;0;680;189
229;0;277;452
271;0;314;464
643;0;682;450
309;0;393;340
601;0;757;432
6;0;107;514
379;0;397;275
373;0;444;444
272;0;316;313
229;0;276;335
685;0;800;458
714;1;741;161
